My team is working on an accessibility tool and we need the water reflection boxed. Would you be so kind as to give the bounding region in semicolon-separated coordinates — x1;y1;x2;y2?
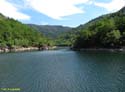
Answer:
0;50;124;92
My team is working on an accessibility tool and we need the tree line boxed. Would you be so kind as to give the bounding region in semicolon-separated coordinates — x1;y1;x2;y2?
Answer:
73;9;125;49
0;14;53;50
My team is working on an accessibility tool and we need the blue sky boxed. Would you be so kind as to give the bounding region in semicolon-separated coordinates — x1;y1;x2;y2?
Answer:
0;0;125;27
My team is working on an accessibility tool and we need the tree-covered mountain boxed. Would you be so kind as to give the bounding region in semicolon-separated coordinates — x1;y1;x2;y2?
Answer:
1;6;125;50
119;6;125;14
0;13;52;50
28;24;72;38
73;6;125;49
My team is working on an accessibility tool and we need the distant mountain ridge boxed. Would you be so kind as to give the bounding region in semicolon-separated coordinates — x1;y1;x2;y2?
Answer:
28;24;72;38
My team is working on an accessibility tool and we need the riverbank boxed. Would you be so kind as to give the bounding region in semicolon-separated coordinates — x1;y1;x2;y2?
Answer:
71;48;125;52
0;46;57;53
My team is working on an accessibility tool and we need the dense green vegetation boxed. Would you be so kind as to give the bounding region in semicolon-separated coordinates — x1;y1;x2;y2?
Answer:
0;13;52;50
28;24;72;39
54;28;79;46
28;24;73;46
1;6;125;50
73;7;125;49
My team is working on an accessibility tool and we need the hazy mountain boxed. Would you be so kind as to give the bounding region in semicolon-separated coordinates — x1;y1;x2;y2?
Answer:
28;24;72;38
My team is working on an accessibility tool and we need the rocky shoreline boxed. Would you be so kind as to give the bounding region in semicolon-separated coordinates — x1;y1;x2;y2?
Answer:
0;46;57;53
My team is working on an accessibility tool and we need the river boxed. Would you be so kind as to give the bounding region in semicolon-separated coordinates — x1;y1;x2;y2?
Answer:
0;49;124;92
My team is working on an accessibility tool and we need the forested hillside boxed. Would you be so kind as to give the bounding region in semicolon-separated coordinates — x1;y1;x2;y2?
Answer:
1;6;125;50
0;13;52;50
73;6;125;49
28;24;72;38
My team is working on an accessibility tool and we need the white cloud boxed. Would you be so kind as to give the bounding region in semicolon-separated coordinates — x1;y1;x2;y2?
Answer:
26;0;90;19
94;0;125;12
0;0;30;20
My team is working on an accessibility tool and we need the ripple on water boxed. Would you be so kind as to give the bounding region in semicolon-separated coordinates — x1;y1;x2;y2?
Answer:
0;50;124;92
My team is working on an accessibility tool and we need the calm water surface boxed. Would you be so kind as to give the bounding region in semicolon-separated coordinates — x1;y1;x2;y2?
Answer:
0;49;125;92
